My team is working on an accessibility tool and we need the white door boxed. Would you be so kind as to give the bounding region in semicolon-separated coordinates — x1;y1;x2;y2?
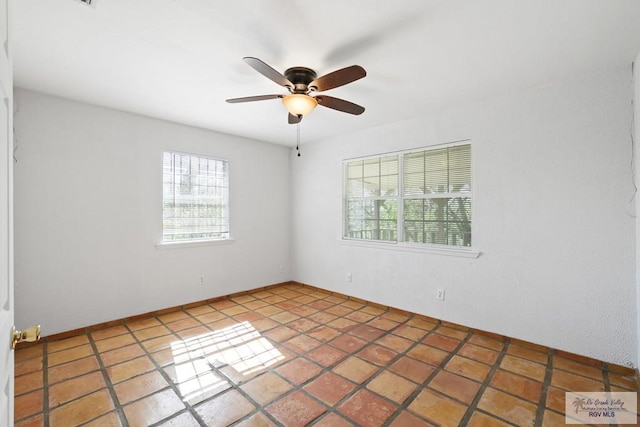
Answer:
0;0;13;425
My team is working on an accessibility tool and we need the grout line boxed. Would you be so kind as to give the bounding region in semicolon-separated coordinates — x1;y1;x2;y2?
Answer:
41;340;50;427
86;331;128;426
534;348;556;427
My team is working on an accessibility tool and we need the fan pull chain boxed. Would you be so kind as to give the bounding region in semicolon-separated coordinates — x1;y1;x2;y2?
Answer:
296;120;301;157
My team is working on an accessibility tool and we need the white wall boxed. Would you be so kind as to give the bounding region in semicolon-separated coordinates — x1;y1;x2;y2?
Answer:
291;66;638;367
13;89;291;335
635;51;640;371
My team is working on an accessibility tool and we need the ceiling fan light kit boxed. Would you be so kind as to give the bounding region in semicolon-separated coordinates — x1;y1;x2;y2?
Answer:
226;57;366;123
282;94;318;117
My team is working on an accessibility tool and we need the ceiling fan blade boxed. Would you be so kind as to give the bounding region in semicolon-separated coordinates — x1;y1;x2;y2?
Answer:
309;65;366;92
226;94;283;103
315;95;365;115
288;113;301;124
243;57;293;88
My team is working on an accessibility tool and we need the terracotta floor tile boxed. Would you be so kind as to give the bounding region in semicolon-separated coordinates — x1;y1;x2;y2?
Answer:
326;305;353;317
48;355;100;385
175;371;231;405
158;310;190;324
377;334;414;353
327;317;358;331
133;325;172;341
290;304;319;317
124;389;186;426
345;310;376;323
14;389;43;421
329;334;368;353
382;310;410;323
490;369;542;402
47;344;94;367
367;371;417;404
271;311;300;324
435;326;468;340
266;390;327;427
389;411;436;426
264;325;298;342
15;371;43;396
467;334;506;352
507;343;548;364
48;371;106;408
550;369;605;392
282;333;321;354
308;311;338;324
445;355;491;382
608;372;638;390
176;325;211;340
287;318;320;332
242;299;270;310
309;300;334;310
306;344;347;367
49;389;114;426
94;334;136;353
47;335;90;353
477;387;537;426
407;388;467;427
15;357;42;377
553;356;603;380
294;295;316;305
406;317;438;331
545;386;566;413
348;324;385;341
186;304;215;315
221;304;249;316
312;412;354;427
276;357;322;385
240;372;293;405
361;305;387;316
233;311;264;323
500;354;547;382
251;317;280;332
390;356;436;383
333;356;379;384
303;372;356;406
307;325;340;342
340;300;364;309
231;294;256;304
542;409;567;427
338;389;397;427
101;343;145;367
423;333;461;352
114;370;170;404
255;305;284;317
467;411;511;426
15;344;43;362
91;325;129;342
394;324;429;341
107;355;156;384
357;344;398;366
457;343;499;365
407;344;449;367
14;413;44;427
127;317;162;331
429;371;481;404
149;347;175;367
83;410;124;427
234;412;277;427
165;317;202;332
141;335;179;353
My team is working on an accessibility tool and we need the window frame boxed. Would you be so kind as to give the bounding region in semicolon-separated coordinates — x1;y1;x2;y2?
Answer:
342;140;478;257
159;150;231;247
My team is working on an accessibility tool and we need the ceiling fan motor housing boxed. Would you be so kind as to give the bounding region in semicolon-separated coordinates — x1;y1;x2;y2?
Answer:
284;67;317;93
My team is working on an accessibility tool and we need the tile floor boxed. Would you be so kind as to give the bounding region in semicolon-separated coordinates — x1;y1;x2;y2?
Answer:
14;283;639;426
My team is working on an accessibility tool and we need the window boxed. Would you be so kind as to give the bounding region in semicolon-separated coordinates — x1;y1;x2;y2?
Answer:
344;142;471;248
162;151;229;242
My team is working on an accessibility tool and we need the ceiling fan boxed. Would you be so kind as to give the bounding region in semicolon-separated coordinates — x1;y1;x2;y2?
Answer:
226;57;366;124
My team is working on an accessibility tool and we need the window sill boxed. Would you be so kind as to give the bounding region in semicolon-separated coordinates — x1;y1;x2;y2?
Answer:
155;238;235;250
339;238;480;258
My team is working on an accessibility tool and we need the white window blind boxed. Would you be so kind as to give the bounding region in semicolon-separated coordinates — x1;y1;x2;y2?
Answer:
344;142;471;248
162;152;229;242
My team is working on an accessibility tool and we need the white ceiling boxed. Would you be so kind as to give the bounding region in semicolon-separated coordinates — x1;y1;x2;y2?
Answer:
11;0;640;146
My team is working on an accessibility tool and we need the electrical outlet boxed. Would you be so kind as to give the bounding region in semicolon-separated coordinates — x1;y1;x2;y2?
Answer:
279;265;284;274
346;272;352;283
436;289;445;301
200;276;205;285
